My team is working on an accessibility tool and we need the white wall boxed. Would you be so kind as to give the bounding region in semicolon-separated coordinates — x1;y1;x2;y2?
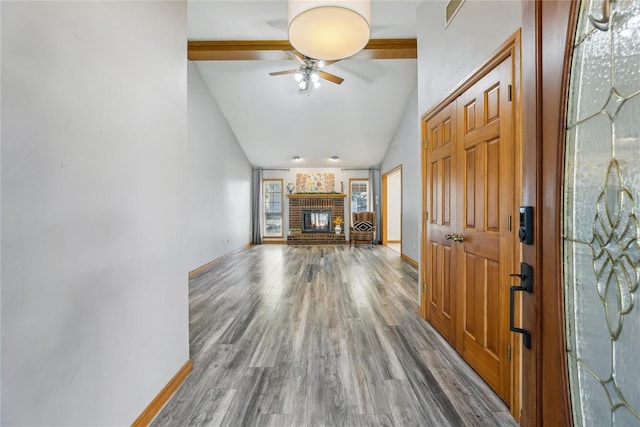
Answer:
1;2;189;425
417;0;522;114
189;63;252;270
386;170;402;241
381;90;420;262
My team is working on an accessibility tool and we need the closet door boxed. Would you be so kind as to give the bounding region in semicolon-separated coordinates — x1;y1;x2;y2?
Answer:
422;38;520;412
455;56;514;403
424;103;458;345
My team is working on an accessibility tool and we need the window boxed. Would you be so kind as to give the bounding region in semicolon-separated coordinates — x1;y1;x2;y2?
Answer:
563;3;640;425
350;179;369;213
263;179;283;237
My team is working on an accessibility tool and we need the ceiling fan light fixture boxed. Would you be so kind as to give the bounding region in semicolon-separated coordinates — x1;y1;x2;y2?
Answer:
288;1;371;60
313;81;321;89
294;72;304;82
298;79;308;90
310;72;320;83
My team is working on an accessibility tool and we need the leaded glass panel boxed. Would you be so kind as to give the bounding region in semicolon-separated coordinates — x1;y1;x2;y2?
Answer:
564;0;640;425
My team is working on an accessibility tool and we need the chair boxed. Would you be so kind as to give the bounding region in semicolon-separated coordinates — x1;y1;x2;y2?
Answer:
350;211;376;247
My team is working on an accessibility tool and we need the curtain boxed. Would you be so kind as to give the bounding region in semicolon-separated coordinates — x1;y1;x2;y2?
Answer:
369;168;382;243
252;168;263;244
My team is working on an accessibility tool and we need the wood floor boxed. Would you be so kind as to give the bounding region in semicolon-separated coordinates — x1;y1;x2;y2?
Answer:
386;243;401;254
152;245;517;426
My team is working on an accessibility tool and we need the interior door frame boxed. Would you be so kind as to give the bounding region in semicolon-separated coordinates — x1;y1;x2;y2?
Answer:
520;1;577;425
382;172;388;245
382;165;403;247
420;31;522;420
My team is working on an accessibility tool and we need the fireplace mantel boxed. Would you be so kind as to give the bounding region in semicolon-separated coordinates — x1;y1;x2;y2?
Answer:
287;193;346;199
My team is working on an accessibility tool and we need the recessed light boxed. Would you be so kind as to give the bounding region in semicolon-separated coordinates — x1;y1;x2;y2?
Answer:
330;155;339;160
292;155;301;160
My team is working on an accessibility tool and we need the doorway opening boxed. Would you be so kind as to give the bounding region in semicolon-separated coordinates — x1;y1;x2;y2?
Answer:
383;166;402;254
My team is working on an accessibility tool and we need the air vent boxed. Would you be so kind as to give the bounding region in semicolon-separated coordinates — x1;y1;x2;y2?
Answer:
445;0;465;27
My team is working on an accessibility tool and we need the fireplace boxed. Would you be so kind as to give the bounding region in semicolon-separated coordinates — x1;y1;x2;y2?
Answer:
287;193;346;245
302;210;331;233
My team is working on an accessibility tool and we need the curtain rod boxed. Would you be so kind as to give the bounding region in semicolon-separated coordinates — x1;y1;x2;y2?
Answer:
254;168;290;171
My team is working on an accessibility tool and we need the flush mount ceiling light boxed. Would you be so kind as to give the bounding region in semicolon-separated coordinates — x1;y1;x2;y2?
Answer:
330;155;339;160
292;155;301;160
288;0;371;60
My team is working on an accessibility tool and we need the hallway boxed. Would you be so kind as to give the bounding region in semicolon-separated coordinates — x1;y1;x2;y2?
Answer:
153;245;516;426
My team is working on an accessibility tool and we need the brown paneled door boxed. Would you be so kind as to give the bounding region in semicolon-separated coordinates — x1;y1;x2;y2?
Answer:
422;47;516;410
455;57;513;403
424;103;457;345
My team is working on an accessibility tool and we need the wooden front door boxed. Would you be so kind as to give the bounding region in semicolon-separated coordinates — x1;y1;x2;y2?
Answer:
520;1;578;424
424;103;457;344
421;37;519;412
455;57;513;403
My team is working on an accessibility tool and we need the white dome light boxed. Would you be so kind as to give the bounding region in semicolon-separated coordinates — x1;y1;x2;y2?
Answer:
288;1;371;60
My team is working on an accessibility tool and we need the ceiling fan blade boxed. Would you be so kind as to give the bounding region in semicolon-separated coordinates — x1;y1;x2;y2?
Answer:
317;71;344;85
284;50;306;65
316;59;342;69
269;70;299;76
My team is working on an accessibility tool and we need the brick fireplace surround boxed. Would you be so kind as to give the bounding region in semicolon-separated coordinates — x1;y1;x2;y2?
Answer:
287;193;346;245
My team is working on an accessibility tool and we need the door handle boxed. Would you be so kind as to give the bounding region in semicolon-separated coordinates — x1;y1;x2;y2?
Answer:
445;233;464;242
452;233;464;242
510;262;533;349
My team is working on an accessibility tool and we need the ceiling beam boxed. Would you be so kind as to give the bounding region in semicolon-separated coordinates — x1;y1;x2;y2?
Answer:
187;39;417;61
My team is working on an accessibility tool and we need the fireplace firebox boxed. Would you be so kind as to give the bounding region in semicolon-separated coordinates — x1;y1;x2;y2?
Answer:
302;209;331;233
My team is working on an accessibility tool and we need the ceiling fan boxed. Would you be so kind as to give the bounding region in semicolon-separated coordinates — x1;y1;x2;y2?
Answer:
269;51;344;93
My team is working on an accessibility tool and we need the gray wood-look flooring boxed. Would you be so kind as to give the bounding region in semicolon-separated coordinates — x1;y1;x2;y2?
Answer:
152;245;517;427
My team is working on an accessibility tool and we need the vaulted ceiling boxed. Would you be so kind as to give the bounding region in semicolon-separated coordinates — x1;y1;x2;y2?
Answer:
188;1;420;168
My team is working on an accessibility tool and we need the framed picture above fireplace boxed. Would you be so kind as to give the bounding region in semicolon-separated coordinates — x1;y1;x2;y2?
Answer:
296;173;335;193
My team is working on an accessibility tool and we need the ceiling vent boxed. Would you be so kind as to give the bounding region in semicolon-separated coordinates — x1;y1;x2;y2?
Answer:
445;0;465;27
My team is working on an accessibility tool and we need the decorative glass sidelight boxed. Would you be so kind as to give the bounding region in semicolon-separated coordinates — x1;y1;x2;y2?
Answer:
564;0;640;425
